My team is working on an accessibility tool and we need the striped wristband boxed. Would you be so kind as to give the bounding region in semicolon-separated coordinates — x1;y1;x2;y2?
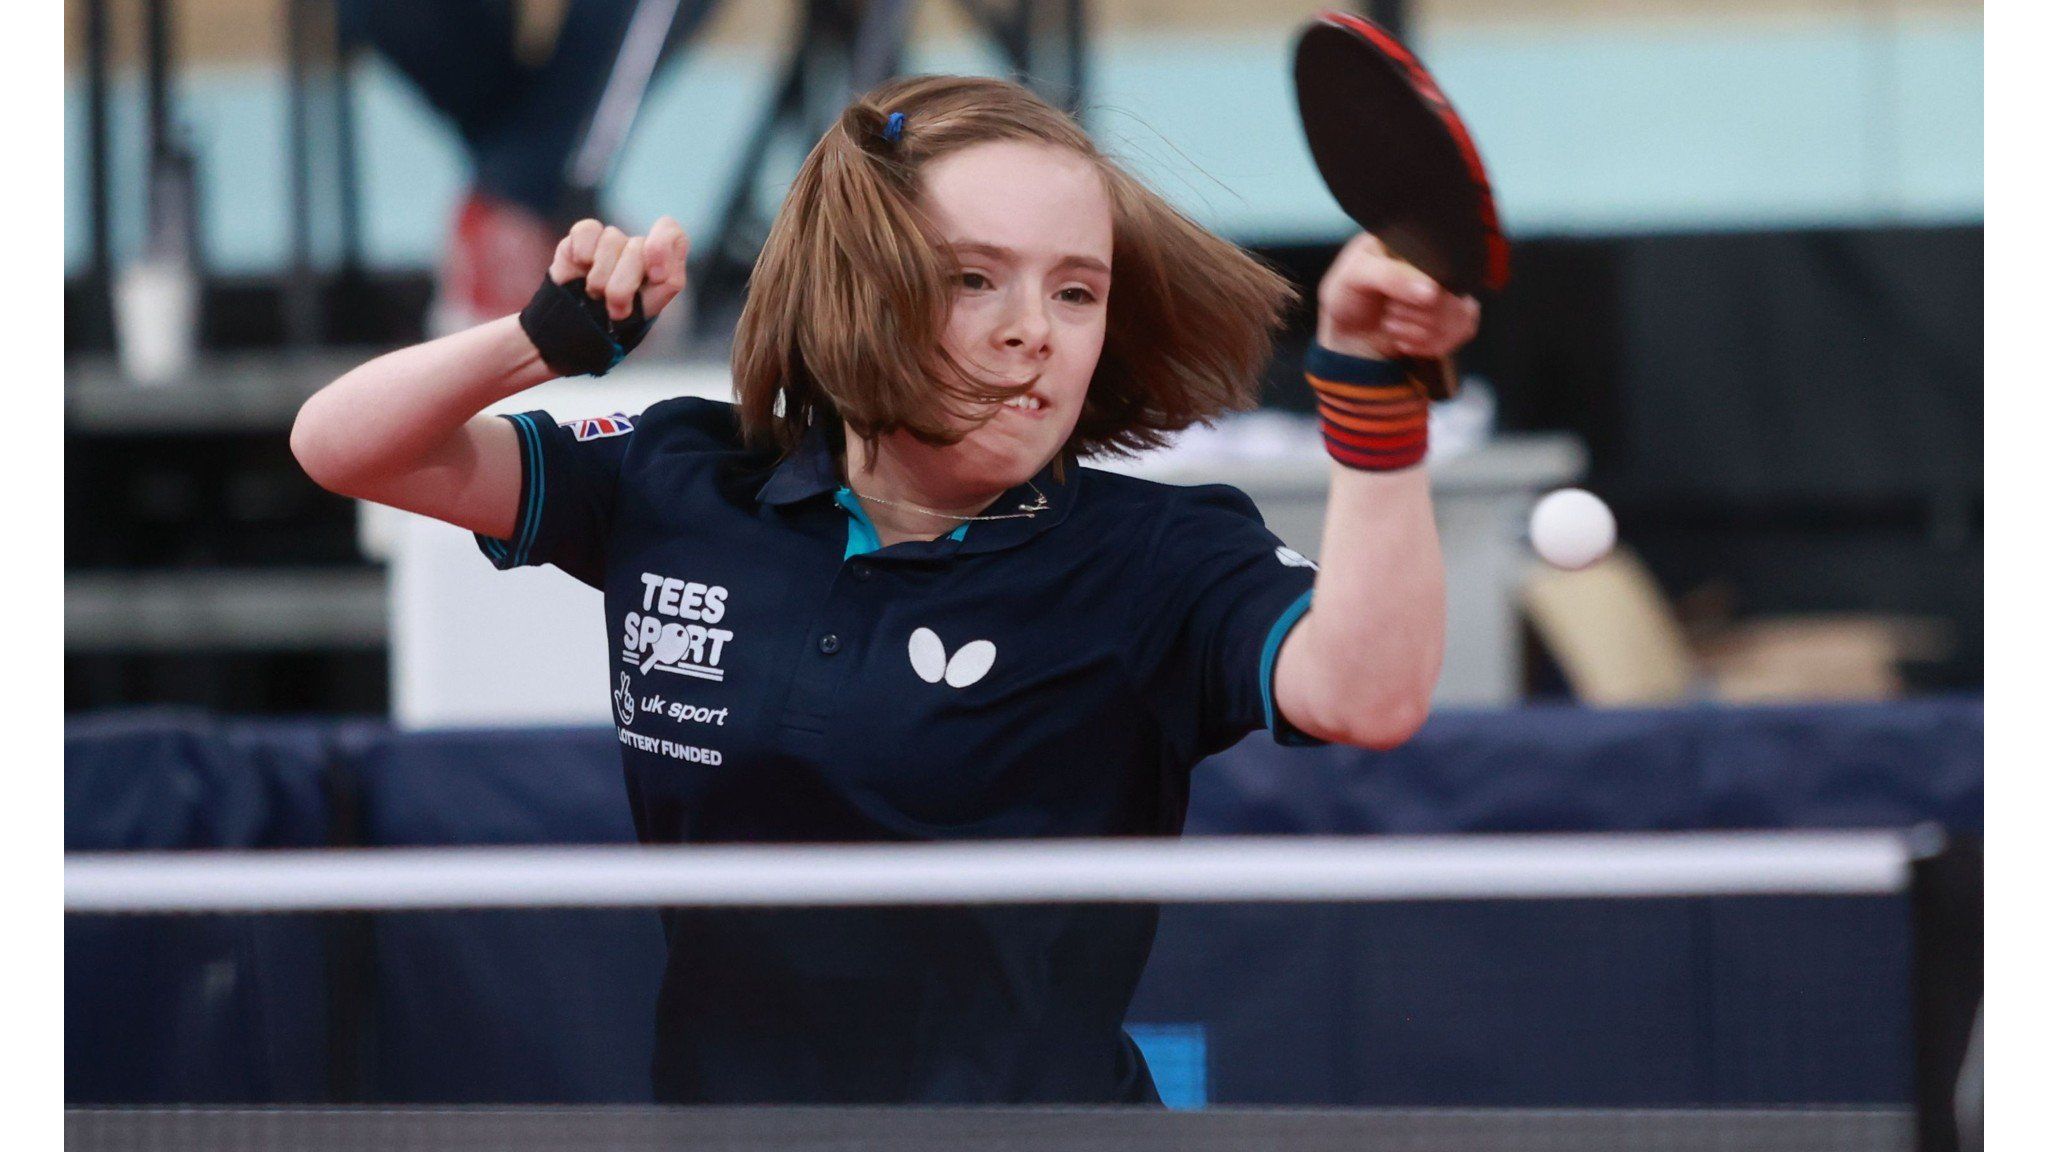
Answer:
1305;342;1430;471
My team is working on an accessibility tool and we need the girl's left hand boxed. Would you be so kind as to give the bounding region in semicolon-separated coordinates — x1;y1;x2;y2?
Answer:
1315;231;1480;360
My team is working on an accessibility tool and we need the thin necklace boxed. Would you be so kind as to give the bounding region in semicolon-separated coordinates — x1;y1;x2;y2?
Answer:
847;479;1051;522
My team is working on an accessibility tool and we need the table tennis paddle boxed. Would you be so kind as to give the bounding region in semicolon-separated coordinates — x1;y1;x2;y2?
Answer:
1293;11;1510;400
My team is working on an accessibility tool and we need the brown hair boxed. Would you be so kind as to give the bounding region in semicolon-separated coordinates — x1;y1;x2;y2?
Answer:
731;74;1296;462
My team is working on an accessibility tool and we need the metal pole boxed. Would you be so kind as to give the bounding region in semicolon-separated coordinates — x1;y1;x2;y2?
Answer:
83;0;114;344
284;0;321;348
566;0;688;208
1063;0;1086;118
330;0;364;276
144;0;171;164
143;0;197;266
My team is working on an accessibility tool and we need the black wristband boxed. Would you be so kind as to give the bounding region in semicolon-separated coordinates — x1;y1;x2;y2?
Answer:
517;275;652;377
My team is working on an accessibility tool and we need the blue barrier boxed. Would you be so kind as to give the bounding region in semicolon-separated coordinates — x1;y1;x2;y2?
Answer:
65;710;353;1104
65;698;1982;1106
352;726;664;1102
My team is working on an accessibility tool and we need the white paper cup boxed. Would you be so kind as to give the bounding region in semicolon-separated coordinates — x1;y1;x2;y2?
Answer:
114;257;200;386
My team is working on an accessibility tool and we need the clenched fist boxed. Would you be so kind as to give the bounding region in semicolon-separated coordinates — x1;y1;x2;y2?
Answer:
551;215;691;322
1316;232;1480;361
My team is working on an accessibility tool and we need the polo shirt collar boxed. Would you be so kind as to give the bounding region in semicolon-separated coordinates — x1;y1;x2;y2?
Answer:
756;423;1079;556
755;424;842;507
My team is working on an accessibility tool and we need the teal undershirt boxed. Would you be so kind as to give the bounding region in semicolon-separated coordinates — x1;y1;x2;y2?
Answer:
836;487;969;560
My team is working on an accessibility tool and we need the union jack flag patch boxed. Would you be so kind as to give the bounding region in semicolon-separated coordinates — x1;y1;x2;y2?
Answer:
564;413;636;441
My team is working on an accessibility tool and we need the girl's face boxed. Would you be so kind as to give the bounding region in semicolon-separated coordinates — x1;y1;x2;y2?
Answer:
888;140;1113;499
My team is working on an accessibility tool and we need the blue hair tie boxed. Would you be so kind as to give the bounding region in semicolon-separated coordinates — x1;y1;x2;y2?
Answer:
882;111;906;143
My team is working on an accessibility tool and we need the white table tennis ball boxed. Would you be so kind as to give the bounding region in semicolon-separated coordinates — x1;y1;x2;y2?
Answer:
1529;488;1616;570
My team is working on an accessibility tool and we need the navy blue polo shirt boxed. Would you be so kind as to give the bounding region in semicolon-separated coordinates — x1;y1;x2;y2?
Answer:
477;397;1320;1105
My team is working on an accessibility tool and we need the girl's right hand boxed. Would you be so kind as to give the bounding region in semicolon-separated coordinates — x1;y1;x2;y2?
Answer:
552;215;691;323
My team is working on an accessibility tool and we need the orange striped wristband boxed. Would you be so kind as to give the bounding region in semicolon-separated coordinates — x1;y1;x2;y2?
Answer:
1305;343;1429;470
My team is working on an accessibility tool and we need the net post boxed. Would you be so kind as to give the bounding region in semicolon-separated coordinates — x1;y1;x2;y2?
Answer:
1909;827;1982;1152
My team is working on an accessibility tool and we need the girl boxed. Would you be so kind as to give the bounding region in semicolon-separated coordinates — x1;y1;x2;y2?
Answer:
293;74;1477;1104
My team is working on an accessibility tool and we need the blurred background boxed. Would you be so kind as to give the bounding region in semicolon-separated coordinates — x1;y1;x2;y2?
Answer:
64;0;1983;1144
64;0;1983;716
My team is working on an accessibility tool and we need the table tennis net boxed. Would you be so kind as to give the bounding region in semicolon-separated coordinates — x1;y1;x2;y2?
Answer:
66;831;1970;1152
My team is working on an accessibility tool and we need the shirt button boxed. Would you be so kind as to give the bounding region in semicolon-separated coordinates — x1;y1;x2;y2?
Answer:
818;633;841;655
853;565;874;580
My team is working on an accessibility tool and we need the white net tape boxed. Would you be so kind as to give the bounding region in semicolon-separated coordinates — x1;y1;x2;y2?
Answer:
65;831;1913;913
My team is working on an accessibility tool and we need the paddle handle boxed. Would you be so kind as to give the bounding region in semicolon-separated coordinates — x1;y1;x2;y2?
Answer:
1400;354;1459;402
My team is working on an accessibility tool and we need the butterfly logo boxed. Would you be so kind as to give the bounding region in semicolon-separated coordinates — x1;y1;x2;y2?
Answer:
907;627;997;688
613;672;636;726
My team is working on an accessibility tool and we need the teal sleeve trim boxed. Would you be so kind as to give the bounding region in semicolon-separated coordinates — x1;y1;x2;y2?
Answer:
1259;589;1324;747
473;413;545;568
509;413;546;566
